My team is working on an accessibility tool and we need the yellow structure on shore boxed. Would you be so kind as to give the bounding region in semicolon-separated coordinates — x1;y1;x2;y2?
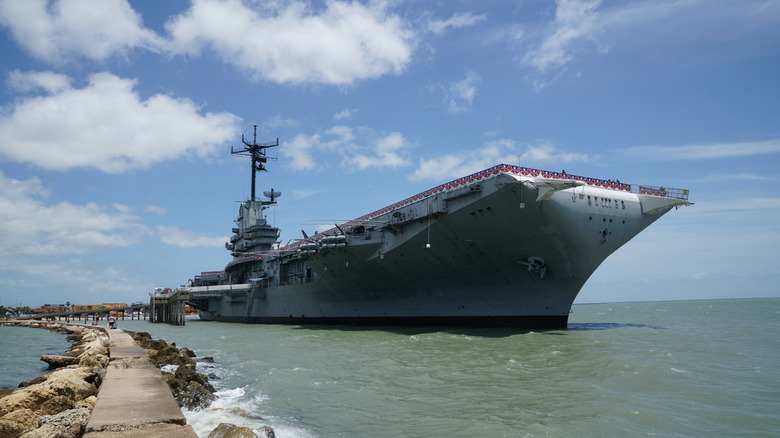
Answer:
72;303;128;315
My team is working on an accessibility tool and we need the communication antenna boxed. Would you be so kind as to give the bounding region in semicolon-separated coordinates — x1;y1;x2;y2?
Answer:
231;125;279;201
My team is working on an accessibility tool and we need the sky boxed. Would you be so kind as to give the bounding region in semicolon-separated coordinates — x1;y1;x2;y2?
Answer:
0;0;779;308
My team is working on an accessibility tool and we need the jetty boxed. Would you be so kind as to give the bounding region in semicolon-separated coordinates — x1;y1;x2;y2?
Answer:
0;321;198;437
84;327;197;437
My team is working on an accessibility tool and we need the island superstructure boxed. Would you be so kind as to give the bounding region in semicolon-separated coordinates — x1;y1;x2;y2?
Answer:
182;129;691;328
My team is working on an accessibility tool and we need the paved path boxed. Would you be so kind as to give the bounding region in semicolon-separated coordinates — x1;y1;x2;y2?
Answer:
83;328;198;438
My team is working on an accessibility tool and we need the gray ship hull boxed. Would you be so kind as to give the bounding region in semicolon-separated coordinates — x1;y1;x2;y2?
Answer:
185;165;690;328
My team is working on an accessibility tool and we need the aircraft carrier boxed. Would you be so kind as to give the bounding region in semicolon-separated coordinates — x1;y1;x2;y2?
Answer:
182;130;691;328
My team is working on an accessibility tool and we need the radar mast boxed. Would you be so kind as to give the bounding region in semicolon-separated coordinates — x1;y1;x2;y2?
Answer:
231;125;279;203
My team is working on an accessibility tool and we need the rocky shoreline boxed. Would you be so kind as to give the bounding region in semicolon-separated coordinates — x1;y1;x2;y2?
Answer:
0;322;275;438
0;322;107;438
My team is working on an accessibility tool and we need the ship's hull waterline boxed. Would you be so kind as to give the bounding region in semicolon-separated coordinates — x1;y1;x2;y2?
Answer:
183;165;690;328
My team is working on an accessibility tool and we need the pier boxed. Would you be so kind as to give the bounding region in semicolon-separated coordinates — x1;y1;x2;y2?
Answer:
12;304;149;323
84;327;197;437
149;288;190;326
0;321;198;437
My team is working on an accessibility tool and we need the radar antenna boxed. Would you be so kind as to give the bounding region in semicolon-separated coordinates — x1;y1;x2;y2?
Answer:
231;125;279;202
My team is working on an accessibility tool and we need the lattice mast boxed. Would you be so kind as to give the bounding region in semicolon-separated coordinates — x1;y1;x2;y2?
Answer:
231;125;279;202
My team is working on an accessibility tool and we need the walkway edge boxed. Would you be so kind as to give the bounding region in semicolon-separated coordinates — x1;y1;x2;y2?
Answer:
83;327;198;438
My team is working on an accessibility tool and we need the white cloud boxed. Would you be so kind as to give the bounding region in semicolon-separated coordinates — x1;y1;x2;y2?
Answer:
327;125;355;144
0;171;145;257
0;0;162;63
156;225;227;249
522;0;604;89
601;0;780;43
334;108;358;121
519;0;780;90
0;71;241;173
165;0;415;85
519;141;590;165
282;126;414;171
427;11;486;35
409;139;590;181
615;139;780;161
6;70;72;94
443;71;481;113
0;1;415;86
0;253;145;304
342;132;412;170
283;133;323;172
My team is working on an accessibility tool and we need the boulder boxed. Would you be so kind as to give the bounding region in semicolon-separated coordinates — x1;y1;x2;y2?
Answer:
258;426;276;438
40;355;78;369
79;396;97;409
43;368;98;400
180;380;216;410
0;353;99;417
126;331;169;351
77;352;107;369
36;407;91;438
150;344;195;368
177;363;214;392
165;364;216;409
36;396;74;416
28;376;49;386
208;423;257;438
0;386;57;415
0;408;39;438
18;423;69;438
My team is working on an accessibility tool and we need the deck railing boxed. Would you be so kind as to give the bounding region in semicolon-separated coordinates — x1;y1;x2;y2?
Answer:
636;185;689;200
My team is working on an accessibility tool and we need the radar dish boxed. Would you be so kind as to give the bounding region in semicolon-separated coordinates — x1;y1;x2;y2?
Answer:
263;190;282;202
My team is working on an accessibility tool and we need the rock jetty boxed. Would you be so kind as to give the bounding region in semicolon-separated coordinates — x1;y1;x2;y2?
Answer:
0;321;276;438
0;322;106;438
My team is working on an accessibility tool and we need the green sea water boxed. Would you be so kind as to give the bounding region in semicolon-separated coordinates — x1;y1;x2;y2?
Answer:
0;325;72;389
3;299;779;437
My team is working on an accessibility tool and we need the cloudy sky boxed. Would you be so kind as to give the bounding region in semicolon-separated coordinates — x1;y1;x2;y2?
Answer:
0;0;778;308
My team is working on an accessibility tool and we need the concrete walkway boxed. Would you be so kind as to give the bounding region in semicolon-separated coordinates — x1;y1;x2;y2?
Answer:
83;328;198;438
